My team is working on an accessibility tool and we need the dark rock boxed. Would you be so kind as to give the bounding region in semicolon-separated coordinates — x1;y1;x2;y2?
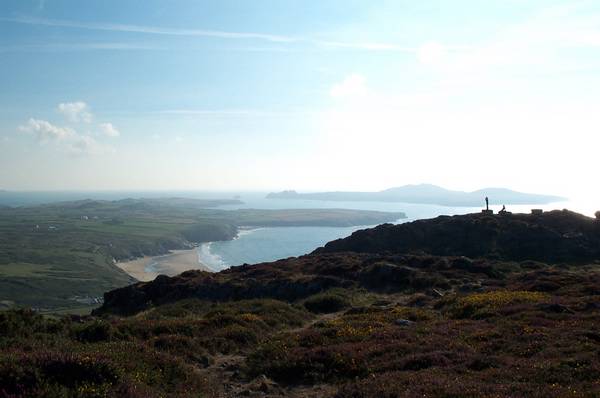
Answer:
315;210;600;264
395;319;414;326
537;303;575;314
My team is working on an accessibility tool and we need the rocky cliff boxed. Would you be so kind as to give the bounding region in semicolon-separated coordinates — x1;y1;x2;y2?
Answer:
315;210;600;263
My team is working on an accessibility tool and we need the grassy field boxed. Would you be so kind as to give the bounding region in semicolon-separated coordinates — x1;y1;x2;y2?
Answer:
0;198;403;311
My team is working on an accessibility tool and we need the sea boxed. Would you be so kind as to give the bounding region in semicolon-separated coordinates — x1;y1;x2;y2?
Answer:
1;190;596;271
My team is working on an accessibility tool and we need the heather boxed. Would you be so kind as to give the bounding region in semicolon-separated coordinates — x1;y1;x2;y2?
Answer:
3;211;600;397
0;300;310;397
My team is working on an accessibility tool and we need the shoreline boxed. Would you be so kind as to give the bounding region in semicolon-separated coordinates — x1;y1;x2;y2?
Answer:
116;248;215;282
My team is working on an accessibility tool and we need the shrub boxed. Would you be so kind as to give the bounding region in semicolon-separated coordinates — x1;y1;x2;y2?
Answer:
444;290;550;319
151;335;212;367
0;352;119;397
0;309;57;338
304;292;350;314
215;324;258;345
40;354;120;388
73;320;114;343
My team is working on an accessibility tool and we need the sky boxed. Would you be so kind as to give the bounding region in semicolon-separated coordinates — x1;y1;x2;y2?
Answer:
0;0;599;200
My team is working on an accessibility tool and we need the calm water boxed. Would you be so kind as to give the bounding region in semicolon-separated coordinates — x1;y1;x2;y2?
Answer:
1;190;594;270
198;194;595;270
197;226;368;271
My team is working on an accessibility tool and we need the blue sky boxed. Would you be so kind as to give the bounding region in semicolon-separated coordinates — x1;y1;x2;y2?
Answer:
0;1;599;200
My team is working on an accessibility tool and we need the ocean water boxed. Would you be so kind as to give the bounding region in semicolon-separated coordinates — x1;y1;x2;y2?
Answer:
198;226;369;271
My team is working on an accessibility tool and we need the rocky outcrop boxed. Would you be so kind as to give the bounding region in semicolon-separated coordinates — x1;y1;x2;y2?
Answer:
315;210;600;263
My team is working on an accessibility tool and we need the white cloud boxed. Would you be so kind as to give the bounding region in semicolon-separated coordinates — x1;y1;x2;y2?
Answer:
58;101;92;123
19;107;116;155
68;135;112;156
99;122;120;137
330;74;367;99
19;118;74;141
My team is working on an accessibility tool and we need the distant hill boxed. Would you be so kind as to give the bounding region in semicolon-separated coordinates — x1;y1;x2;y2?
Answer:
267;184;565;206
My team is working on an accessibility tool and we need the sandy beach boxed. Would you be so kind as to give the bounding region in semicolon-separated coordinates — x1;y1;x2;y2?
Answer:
116;249;214;282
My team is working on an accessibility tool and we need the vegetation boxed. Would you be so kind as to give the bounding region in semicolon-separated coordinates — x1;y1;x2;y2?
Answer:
0;198;402;310
0;300;310;397
2;258;599;397
2;210;600;396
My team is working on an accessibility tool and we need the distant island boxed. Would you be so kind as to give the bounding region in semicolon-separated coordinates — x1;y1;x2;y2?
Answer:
267;184;565;206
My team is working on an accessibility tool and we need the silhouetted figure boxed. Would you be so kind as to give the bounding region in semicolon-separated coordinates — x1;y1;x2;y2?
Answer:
485;197;489;211
501;205;506;212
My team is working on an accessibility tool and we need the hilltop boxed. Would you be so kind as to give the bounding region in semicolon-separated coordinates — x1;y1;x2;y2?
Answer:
316;209;600;263
267;184;564;206
2;209;599;397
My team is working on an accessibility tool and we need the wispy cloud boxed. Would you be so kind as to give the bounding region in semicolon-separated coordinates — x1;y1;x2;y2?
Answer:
0;42;161;53
1;16;297;43
158;109;318;118
315;40;416;52
159;109;275;117
2;15;456;54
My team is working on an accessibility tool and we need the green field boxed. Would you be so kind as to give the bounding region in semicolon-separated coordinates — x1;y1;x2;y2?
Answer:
0;198;404;311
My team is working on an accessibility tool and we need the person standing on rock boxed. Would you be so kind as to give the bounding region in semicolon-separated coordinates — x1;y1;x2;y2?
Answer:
485;197;489;211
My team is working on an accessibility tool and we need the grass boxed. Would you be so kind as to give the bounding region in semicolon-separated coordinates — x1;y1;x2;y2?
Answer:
0;199;401;310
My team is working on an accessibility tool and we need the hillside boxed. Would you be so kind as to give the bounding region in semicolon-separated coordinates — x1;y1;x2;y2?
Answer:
316;210;600;263
2;210;599;397
0;199;403;310
267;184;565;206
